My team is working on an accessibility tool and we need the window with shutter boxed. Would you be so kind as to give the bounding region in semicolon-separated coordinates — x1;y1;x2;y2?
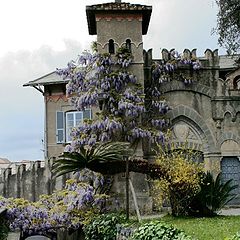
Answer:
83;109;92;119
56;111;65;143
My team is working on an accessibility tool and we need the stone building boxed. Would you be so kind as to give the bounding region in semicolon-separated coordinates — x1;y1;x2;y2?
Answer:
1;1;239;206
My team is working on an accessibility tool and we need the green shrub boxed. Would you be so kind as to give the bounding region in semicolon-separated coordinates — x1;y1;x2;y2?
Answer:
189;172;238;217
83;213;124;240
131;221;193;240
226;232;240;240
0;214;9;240
0;224;9;240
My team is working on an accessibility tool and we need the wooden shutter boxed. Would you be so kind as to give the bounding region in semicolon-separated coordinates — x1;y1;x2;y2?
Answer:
83;109;92;119
56;111;65;143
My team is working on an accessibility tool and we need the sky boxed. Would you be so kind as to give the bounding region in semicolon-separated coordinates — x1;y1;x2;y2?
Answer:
0;0;225;161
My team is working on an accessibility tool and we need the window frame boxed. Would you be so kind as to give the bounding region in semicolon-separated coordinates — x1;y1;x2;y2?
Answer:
65;111;84;143
56;109;92;144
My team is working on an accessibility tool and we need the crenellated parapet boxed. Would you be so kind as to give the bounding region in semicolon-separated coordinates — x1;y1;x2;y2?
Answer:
0;160;50;201
0;158;68;201
144;48;221;91
161;48;198;63
202;49;219;67
144;48;219;68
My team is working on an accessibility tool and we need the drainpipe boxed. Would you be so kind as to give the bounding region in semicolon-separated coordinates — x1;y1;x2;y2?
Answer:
44;92;48;160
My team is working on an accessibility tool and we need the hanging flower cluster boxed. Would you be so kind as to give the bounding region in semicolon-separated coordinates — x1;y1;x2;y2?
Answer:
152;49;201;85
57;46;170;152
0;179;108;236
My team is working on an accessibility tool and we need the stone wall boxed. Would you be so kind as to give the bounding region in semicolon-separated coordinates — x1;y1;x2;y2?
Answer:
0;159;66;201
144;48;240;204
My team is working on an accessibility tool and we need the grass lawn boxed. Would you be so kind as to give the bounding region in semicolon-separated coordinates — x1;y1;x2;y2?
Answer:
161;215;240;240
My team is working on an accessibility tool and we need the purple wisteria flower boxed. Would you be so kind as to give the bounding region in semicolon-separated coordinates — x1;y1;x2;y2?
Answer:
56;47;170;152
0;179;108;236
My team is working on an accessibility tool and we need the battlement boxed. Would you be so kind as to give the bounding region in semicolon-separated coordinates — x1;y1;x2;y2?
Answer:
0;160;53;201
144;48;220;68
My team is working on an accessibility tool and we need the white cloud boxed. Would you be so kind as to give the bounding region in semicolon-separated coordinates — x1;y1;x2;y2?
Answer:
0;39;83;161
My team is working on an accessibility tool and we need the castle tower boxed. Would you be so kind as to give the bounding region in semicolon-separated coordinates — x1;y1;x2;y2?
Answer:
86;1;153;213
86;1;152;84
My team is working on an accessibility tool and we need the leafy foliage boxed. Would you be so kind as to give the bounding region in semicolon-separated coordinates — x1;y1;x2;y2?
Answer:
0;212;9;240
153;144;203;216
215;0;240;53
53;140;175;178
83;213;124;240
131;221;193;240
226;232;240;240
189;171;238;216
53;141;132;176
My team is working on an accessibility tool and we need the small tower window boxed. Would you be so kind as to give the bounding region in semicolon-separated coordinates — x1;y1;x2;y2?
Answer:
109;39;115;54
126;39;131;52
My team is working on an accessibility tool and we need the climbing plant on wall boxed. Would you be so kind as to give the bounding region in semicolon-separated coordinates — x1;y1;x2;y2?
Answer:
0;179;108;237
152;49;201;86
56;45;170;154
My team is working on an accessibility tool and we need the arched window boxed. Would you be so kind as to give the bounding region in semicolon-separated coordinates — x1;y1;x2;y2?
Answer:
108;39;115;54
126;39;131;52
233;75;240;90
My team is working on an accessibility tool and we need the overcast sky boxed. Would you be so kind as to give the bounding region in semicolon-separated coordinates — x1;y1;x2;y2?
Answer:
0;0;224;161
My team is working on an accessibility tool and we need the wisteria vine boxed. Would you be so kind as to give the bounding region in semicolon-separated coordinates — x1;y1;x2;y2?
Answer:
152;49;201;85
57;46;170;153
0;179;108;236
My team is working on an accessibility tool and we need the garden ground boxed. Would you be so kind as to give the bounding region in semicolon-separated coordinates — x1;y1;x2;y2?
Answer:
5;208;240;240
163;215;240;240
131;208;240;240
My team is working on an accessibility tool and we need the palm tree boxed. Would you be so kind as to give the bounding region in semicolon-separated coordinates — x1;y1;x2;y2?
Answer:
189;171;238;216
52;142;132;177
52;141;167;178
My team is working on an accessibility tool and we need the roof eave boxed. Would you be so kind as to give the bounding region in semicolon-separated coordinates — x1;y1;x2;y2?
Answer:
86;7;152;35
23;71;69;87
23;80;68;87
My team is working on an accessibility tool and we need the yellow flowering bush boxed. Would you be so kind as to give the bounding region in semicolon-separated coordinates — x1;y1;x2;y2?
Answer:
153;143;204;216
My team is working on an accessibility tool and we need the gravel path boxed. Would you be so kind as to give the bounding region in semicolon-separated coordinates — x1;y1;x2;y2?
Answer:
219;208;240;216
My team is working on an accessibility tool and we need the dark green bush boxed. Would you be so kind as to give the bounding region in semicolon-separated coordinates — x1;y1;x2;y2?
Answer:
131;221;192;240
83;213;124;240
0;222;9;240
189;171;238;217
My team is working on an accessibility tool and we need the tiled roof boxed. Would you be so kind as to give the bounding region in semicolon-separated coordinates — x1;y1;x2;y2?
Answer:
86;2;152;35
0;157;10;164
23;71;68;87
219;55;239;69
86;2;152;11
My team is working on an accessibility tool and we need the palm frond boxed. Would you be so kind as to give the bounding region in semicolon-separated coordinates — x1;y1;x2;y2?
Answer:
52;151;88;177
90;142;132;164
190;171;238;216
52;142;132;177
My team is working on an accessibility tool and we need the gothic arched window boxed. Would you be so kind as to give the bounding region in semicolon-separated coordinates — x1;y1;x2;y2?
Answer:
126;39;131;52
109;39;115;54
